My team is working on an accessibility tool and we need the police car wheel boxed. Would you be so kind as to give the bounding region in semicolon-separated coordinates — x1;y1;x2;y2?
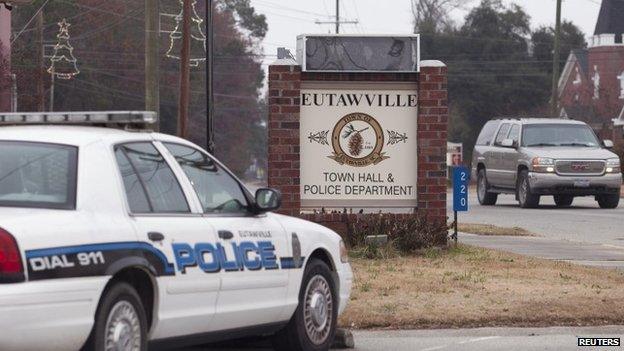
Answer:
272;259;337;351
83;282;148;351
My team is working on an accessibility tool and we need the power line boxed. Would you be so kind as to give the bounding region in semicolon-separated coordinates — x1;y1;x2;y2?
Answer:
11;0;51;45
253;0;331;18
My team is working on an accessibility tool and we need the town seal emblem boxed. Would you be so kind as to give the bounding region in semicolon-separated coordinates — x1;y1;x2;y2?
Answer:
329;112;389;167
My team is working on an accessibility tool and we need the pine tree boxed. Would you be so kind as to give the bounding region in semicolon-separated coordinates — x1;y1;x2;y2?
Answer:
47;19;80;80
166;0;207;67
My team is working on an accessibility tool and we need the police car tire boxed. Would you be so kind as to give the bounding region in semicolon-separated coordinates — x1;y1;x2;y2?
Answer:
272;259;338;351
83;282;148;351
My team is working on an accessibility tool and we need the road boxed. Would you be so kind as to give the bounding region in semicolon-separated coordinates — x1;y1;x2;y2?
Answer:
449;190;624;247
183;326;624;351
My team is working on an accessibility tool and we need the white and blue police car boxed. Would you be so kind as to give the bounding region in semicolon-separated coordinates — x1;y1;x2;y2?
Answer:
0;112;353;351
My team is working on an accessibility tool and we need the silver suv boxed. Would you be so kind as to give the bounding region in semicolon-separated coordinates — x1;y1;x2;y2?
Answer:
472;118;622;209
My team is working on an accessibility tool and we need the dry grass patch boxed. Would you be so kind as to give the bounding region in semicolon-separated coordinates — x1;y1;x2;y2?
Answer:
339;245;624;329
457;223;536;237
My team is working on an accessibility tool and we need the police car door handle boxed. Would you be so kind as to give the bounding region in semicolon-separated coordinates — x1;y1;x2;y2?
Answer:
148;232;165;242
218;230;234;240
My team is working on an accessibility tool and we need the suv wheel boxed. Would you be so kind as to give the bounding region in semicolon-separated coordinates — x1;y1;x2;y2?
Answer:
597;194;620;209
554;195;574;207
84;282;148;351
517;170;540;208
477;169;498;206
273;259;337;351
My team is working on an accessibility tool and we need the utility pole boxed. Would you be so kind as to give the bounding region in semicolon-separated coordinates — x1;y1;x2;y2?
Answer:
205;0;214;153
49;72;54;112
37;10;45;112
145;0;160;130
177;0;191;138
551;0;562;116
315;0;358;33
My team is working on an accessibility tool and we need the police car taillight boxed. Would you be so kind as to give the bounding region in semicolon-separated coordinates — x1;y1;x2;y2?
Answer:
0;111;157;129
0;228;25;283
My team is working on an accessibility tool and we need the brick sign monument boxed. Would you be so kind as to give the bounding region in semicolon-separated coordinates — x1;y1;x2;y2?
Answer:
268;35;448;234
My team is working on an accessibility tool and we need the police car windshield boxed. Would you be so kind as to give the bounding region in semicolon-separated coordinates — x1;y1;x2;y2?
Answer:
0;141;77;210
522;124;600;147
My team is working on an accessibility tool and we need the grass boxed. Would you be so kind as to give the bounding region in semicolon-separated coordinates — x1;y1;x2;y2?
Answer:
456;223;536;237
339;245;624;329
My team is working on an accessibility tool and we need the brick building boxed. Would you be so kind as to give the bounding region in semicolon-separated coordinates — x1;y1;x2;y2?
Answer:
267;51;449;235
558;0;624;142
0;6;11;112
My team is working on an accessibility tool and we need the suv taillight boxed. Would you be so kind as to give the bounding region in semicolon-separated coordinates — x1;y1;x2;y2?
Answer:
0;228;25;283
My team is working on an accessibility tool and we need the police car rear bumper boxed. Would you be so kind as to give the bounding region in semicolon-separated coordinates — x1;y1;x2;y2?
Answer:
0;277;107;351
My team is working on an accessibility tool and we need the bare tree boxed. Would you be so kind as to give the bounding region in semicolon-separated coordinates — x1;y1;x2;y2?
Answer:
411;0;467;33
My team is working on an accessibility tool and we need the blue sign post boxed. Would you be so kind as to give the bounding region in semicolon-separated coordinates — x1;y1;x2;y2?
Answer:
452;166;470;243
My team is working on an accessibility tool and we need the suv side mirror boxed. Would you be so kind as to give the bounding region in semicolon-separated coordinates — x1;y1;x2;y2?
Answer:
255;188;281;213
500;138;515;148
603;139;614;148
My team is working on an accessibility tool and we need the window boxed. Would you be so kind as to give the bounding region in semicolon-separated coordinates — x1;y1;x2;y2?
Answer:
115;149;151;213
494;123;511;145
507;125;520;144
165;143;249;215
0;141;77;210
475;121;500;146
116;143;189;213
522;124;600;147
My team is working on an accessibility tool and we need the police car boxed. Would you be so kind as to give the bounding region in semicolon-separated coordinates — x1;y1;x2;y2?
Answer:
0;112;353;351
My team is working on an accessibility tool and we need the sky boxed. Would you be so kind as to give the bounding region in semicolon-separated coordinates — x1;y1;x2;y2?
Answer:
250;0;603;68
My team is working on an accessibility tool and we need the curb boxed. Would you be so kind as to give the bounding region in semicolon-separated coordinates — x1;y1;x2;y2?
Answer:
332;328;355;349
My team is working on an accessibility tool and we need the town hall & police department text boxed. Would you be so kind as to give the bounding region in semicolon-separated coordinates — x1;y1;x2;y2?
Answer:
303;172;415;196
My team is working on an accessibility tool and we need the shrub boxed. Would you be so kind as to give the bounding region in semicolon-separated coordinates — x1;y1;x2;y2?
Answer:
346;213;448;255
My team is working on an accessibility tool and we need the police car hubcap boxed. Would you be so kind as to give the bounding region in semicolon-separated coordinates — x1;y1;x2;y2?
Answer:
105;301;141;351
303;275;333;345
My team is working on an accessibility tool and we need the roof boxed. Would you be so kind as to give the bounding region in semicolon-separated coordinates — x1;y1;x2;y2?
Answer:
571;49;589;76
493;118;586;125
594;0;624;42
0;125;193;147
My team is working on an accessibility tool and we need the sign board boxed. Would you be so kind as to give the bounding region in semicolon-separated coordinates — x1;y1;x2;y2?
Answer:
447;142;463;167
452;166;469;212
297;35;420;73
300;83;418;208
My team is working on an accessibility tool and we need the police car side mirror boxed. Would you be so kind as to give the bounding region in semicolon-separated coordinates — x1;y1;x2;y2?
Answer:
255;188;281;213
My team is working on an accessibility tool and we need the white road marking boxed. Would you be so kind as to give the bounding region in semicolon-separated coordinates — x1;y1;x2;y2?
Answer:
419;336;501;351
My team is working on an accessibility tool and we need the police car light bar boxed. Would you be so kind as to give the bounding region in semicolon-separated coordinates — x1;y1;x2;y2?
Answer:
0;111;158;126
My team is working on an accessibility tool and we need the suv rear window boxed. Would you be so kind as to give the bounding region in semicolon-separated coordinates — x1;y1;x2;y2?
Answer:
0;141;77;210
475;121;500;146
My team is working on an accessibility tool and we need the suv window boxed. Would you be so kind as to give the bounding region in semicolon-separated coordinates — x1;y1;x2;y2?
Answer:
508;125;520;144
0;141;77;210
522;124;600;147
476;121;500;146
494;123;511;145
165;143;249;215
116;143;190;213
